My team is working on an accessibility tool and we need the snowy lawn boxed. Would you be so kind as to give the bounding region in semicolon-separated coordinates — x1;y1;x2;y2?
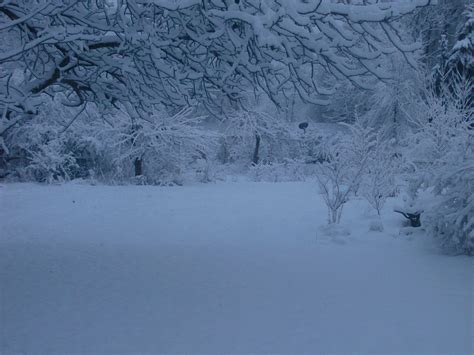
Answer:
1;182;473;354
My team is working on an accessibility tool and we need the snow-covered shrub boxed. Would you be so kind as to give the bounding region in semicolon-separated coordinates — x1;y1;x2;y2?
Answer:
315;118;396;224
426;154;474;254
297;125;333;164
317;223;352;244
341;117;376;197
4;119;99;183
11;124;78;183
2;102;218;185
362;159;398;217
361;131;399;216
369;219;385;232
192;157;216;183
406;72;473;254
1;97;116;183
316;135;367;224
339;115;397;212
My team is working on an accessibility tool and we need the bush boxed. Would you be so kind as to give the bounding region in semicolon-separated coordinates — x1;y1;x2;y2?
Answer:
315;135;366;224
406;72;473;254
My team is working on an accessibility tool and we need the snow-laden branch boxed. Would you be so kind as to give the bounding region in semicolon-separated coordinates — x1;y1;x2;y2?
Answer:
0;0;436;122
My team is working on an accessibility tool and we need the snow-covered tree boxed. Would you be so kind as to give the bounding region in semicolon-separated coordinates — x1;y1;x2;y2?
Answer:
448;4;473;83
363;59;419;143
105;108;218;185
410;0;469;70
424;3;472;105
221;107;290;165
0;0;436;131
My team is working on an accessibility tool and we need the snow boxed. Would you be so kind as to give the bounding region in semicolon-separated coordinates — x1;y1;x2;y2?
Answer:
1;182;473;354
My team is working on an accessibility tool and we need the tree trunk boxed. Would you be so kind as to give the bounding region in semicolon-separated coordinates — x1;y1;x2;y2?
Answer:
134;157;142;176
252;134;261;165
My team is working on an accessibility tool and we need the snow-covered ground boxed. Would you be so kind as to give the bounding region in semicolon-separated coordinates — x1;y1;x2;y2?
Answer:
1;182;473;354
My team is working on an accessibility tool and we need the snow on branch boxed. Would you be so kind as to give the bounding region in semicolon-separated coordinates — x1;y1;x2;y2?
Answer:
0;0;435;125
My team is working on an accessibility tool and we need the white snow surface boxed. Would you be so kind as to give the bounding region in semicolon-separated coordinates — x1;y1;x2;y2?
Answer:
1;182;473;354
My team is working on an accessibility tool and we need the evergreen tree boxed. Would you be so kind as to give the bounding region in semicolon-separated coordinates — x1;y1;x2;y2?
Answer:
448;5;474;79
